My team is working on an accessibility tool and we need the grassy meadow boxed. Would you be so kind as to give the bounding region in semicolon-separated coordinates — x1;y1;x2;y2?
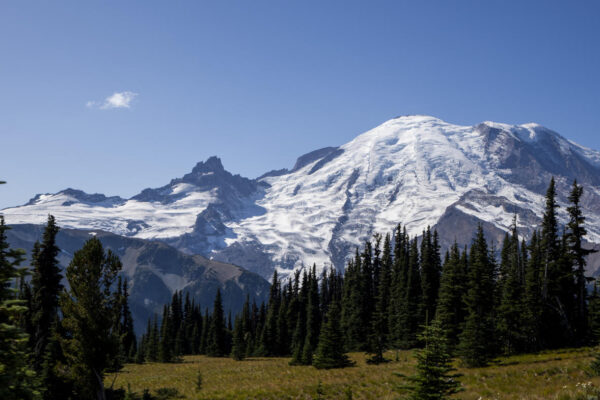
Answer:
106;348;600;399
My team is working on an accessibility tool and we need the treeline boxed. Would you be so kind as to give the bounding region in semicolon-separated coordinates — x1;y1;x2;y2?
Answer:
136;288;234;363
0;208;137;399
144;178;598;369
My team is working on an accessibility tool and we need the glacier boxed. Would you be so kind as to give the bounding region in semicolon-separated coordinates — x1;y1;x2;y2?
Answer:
4;115;600;280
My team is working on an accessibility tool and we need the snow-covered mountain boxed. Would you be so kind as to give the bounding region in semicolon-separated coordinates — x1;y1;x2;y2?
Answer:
4;115;600;279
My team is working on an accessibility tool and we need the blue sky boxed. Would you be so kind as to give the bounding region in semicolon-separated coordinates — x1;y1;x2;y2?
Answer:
1;1;599;208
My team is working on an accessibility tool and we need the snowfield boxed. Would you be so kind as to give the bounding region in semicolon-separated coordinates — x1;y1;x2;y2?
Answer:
4;115;600;280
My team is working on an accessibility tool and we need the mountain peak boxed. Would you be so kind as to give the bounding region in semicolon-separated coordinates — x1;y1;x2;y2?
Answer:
191;156;225;174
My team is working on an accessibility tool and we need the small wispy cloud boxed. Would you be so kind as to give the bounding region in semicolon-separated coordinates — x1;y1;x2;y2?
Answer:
86;91;138;110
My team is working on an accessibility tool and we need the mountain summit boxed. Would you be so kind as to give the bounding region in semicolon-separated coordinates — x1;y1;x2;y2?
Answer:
4;115;600;279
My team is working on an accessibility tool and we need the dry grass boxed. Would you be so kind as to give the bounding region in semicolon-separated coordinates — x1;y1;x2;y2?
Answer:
106;348;600;399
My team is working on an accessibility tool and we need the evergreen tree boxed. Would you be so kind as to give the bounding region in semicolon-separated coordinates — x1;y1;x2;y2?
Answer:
158;305;173;363
121;279;136;362
29;215;62;372
397;238;423;349
0;215;41;400
240;295;252;358
539;177;570;347
289;271;307;365
367;234;391;363
435;243;466;351
313;301;353;369
60;237;122;400
459;226;497;367
341;254;365;351
277;285;290;355
145;316;159;362
206;289;227;357
301;265;320;364
389;225;409;348
497;222;526;354
589;280;600;345
260;270;281;356
402;319;462;400
523;231;543;352
420;227;441;324
199;309;210;355
39;317;72;399
231;314;246;361
566;180;597;344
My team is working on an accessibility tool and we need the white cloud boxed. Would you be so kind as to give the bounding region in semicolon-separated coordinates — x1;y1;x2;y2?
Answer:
86;91;138;110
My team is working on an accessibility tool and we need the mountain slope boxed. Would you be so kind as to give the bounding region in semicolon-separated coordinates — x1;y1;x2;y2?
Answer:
4;115;600;279
5;224;270;333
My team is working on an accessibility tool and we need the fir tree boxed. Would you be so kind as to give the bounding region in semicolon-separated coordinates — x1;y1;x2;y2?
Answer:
145;316;159;362
29;215;63;372
206;289;227;357
0;215;41;400
589;280;600;345
367;235;391;363
301;265;320;364
523;231;543;352
497;222;526;354
199;309;209;355
397;238;423;349
259;270;280;356
60;237;122;400
459;226;497;367
158;305;173;363
539;177;569;347
121;279;136;362
389;225;409;348
435;243;466;351
313;301;353;369
401;319;462;400
231;314;246;361
566;180;597;344
341;254;365;351
420;227;441;324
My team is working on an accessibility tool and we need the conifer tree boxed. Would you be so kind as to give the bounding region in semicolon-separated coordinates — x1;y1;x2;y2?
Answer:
60;237;122;400
0;215;41;400
402;319;461;400
277;286;290;355
497;222;526;354
231;314;246;361
367;235;391;363
158;305;173;363
199;309;210;355
39;317;71;399
121;279;136;361
260;270;280;356
289;311;306;365
301;266;320;364
435;243;466;351
539;177;568;347
389;225;409;348
397;238;423;349
566;180;597;344
459;226;496;367
145;316;159;362
523;231;543;351
589;280;600;345
341;254;365;351
313;301;353;369
29;215;62;372
206;289;227;357
420;227;441;324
